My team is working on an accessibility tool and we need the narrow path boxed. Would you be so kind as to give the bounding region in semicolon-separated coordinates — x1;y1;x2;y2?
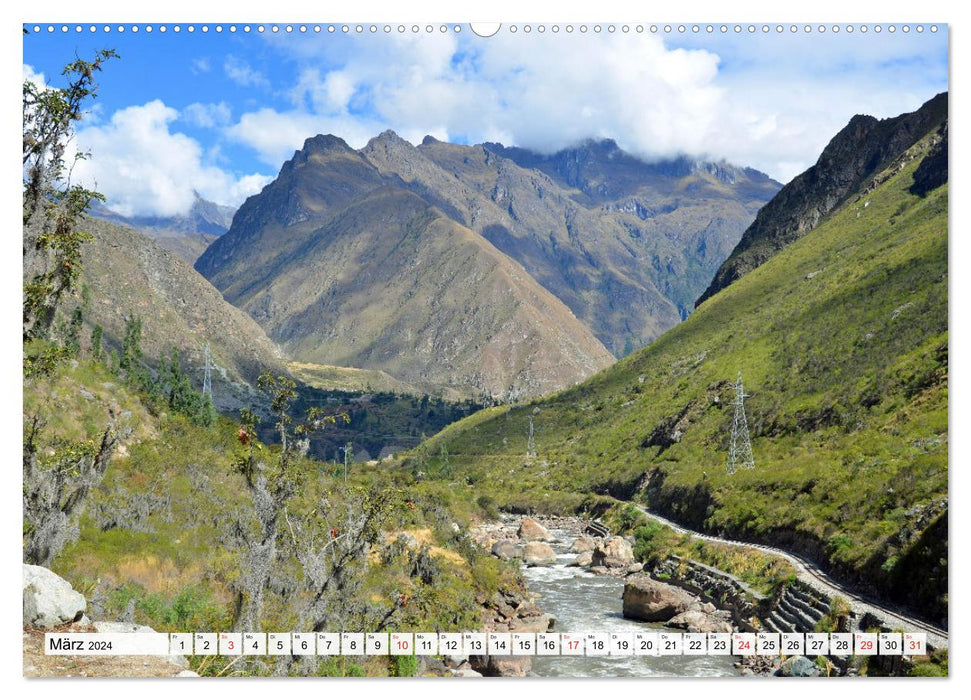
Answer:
633;506;948;650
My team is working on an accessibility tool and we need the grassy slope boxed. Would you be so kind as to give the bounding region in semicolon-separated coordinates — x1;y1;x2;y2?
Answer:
422;147;947;621
28;360;519;676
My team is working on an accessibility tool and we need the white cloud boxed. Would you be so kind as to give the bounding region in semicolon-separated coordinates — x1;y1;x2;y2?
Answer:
224;55;269;89
182;101;232;128
226;107;384;167
191;57;211;74
23;64;47;90
73;100;272;217
234;31;945;183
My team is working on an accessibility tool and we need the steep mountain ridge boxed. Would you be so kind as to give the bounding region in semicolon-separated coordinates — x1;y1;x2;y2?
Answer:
197;132;779;396
697;92;947;306
213;181;614;399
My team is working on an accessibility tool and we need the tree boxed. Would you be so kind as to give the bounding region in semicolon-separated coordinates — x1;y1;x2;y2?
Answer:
90;324;103;361
229;373;346;632
23;49;117;343
23;411;129;567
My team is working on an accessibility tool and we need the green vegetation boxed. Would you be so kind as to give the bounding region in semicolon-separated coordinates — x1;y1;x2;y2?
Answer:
631;520;796;596
33;358;522;676
415;134;948;621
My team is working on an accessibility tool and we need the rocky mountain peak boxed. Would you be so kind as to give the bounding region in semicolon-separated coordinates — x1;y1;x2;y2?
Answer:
696;91;948;307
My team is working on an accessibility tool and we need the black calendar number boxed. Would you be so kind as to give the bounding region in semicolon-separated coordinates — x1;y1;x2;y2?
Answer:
810;640;823;650
689;640;702;651
444;640;458;651
543;640;555;650
712;640;727;651
664;640;676;650
591;640;604;651
786;640;799;650
616;640;629;650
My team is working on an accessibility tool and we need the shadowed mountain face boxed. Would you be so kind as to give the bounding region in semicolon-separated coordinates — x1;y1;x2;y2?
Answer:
91;194;237;264
697;92;948;307
196;133;778;398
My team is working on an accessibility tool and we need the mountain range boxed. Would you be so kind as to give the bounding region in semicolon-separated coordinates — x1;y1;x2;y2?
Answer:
196;134;779;399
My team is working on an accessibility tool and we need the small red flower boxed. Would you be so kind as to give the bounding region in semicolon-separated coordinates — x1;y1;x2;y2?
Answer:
237;428;249;446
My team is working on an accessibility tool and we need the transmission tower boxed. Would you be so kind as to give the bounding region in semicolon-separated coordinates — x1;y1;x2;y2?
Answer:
526;416;537;459
727;371;755;474
202;342;212;400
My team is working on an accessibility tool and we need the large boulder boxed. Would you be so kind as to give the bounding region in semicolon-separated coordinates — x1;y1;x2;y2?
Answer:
592;536;635;568
569;536;596;553
23;565;86;628
491;540;523;561
517;518;554;542
622;575;696;622
522;541;556;567
780;655;819;677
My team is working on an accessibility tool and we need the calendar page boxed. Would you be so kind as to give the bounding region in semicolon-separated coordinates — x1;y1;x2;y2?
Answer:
20;2;949;683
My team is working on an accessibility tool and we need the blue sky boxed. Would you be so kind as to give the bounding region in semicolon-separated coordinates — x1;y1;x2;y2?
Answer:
23;23;948;217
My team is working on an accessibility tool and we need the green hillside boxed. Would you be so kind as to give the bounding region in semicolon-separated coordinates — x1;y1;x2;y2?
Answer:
419;132;948;624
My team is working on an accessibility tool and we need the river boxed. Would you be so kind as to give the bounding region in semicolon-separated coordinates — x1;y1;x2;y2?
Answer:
522;529;738;678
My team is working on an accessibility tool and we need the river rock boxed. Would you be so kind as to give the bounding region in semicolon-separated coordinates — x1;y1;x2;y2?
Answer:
518;518;554;542
568;551;594;567
569;536;597;553
622;575;696;622
591;536;634;568
491;540;523;561
666;609;733;634
23;564;86;628
487;656;531;677
522;541;556;566
780;655;819;677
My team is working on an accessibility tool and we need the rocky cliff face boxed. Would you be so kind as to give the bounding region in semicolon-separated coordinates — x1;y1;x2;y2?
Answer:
697;92;948;306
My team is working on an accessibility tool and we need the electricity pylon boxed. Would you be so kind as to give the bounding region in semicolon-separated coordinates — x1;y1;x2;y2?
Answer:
526;415;537;459
202;342;213;400
727;371;755;474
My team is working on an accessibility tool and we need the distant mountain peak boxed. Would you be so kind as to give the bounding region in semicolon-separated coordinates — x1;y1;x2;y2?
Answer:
301;133;354;154
421;134;441;146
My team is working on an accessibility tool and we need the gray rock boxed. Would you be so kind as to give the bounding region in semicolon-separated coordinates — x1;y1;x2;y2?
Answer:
667;609;733;634
518;518;555;542
491;540;523;561
569;536;596;553
450;668;483;677
592;536;635;568
23;565;86;628
175;670;200;677
622;575;696;622
780;655;819;677
568;551;594;567
522;541;556;566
